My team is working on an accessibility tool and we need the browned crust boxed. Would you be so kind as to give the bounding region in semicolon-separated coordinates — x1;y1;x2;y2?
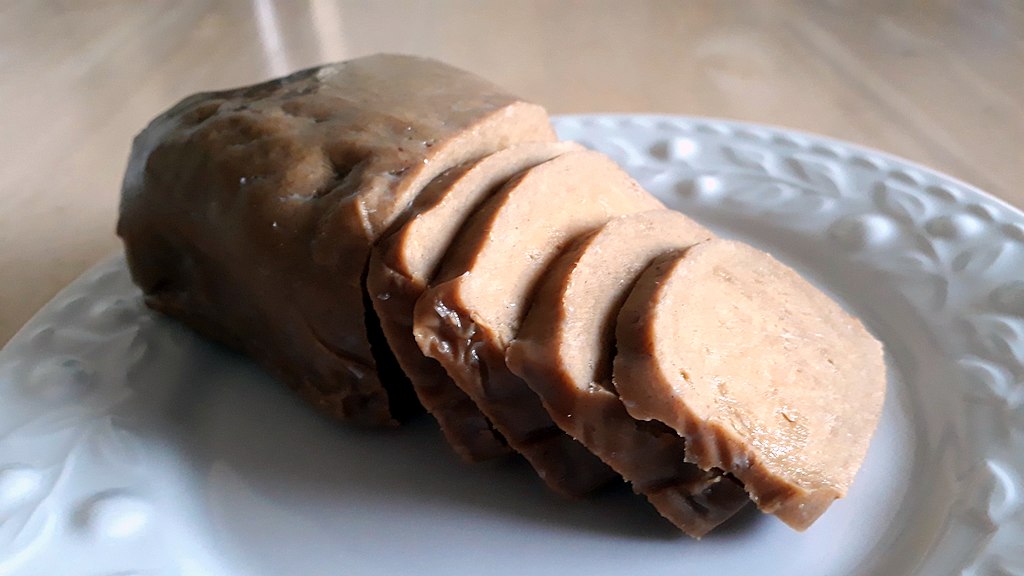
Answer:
368;255;508;460
414;283;618;496
118;55;555;426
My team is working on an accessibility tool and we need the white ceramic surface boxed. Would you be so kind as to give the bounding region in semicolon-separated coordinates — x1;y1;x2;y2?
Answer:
1;116;1022;576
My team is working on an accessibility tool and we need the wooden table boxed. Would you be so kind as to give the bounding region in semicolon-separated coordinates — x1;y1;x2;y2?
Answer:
1;0;1022;344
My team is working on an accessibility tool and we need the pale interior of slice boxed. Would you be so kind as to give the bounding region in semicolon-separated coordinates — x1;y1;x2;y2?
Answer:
615;239;886;529
529;209;714;390
430;149;665;346
379;141;582;285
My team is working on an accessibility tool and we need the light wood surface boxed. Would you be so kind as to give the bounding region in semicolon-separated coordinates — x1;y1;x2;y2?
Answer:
1;0;1022;344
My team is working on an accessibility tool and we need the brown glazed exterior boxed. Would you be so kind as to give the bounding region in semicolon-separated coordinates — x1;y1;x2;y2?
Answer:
413;150;664;496
118;54;556;426
506;210;750;537
368;142;580;460
614;240;886;530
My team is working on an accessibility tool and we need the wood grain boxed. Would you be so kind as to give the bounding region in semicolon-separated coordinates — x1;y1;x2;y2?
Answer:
1;0;1021;343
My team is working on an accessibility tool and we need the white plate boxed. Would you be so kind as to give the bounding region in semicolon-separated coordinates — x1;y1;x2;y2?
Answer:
2;115;1023;576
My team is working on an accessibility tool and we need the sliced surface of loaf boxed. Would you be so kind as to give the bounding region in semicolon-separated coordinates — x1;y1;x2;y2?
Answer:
118;54;556;426
118;55;886;535
505;210;750;536
368;142;580;461
413;150;664;496
613;240;886;529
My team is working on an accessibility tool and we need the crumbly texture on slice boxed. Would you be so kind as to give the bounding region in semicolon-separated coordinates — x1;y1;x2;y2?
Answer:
614;240;886;530
413;150;664;496
368;142;580;461
118;54;556;426
506;210;750;536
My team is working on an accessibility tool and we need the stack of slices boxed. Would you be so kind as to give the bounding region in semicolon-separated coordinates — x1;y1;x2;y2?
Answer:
118;54;886;537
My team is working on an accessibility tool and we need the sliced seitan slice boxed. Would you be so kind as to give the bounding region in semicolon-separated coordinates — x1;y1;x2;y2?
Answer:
505;210;750;537
118;54;556;426
368;141;581;461
413;150;664;496
614;239;886;530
